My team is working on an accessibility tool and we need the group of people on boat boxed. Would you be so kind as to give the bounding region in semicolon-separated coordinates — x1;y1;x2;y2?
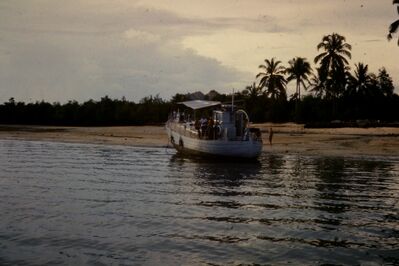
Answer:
170;111;220;140
194;117;220;140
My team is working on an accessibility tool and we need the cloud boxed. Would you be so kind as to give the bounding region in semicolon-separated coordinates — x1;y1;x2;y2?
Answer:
201;16;288;33
0;0;252;102
0;29;249;102
123;29;161;43
363;39;382;43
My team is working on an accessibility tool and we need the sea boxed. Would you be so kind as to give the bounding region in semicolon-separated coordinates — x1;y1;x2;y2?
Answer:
0;139;398;265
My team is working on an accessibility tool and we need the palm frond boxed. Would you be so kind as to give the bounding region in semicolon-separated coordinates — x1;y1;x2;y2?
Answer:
342;43;352;51
286;75;295;82
339;50;352;59
302;75;311;83
339;56;349;65
265;58;272;65
314;52;327;63
255;72;265;79
300;80;310;90
258;77;267;88
316;42;326;50
275;67;286;74
389;19;399;34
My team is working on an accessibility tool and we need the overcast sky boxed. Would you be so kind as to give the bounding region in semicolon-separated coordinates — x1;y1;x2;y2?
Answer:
0;0;398;103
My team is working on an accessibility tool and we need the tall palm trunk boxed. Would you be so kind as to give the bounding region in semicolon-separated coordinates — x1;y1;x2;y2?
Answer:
297;78;301;100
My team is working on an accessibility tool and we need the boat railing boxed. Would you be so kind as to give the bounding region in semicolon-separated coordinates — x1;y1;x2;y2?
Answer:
167;119;262;142
167;120;199;139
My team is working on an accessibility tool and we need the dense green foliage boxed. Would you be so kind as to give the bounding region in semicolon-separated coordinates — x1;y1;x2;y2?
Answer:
0;95;171;126
0;32;398;126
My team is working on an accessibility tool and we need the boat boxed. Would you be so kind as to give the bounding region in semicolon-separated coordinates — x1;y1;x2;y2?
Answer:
165;100;263;159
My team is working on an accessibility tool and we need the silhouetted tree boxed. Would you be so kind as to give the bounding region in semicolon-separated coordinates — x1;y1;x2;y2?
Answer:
310;68;327;98
314;33;352;99
256;58;287;100
241;83;266;121
388;0;399;45
347;63;374;97
243;82;262;100
286;57;313;100
171;93;188;103
377;67;395;97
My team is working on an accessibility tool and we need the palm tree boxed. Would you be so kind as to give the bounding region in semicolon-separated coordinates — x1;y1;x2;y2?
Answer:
388;0;399;45
286;57;312;100
310;68;327;98
256;58;287;100
243;82;262;100
347;63;374;97
314;33;352;98
242;82;264;120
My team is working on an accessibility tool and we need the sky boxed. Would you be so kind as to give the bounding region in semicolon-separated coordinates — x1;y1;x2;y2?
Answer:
0;0;398;103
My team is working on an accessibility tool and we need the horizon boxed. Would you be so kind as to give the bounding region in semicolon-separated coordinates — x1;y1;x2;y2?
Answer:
1;89;232;104
0;0;398;103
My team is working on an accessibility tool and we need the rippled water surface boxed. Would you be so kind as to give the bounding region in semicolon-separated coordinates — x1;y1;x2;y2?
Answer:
0;139;399;265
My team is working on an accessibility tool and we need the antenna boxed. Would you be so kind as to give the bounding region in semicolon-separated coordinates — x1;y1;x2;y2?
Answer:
231;88;234;112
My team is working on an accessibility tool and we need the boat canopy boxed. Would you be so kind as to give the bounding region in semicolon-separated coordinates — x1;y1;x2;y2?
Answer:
178;100;221;110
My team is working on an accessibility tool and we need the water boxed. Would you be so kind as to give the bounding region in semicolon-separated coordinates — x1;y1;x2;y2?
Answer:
0;139;398;265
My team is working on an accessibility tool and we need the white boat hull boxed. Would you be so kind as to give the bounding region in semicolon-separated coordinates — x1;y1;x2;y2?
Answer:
166;126;262;159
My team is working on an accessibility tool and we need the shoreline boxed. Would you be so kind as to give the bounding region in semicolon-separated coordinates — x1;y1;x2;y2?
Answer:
0;124;398;158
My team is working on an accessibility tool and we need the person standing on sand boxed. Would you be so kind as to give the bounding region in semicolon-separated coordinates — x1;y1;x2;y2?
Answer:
269;127;273;145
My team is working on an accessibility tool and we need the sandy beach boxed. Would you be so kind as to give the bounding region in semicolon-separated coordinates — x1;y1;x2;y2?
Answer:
0;124;398;157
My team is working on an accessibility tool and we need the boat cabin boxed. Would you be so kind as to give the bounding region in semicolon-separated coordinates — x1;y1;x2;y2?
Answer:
168;100;261;142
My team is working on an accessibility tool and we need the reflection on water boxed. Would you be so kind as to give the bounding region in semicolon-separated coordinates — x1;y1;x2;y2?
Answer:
171;153;262;187
0;140;398;265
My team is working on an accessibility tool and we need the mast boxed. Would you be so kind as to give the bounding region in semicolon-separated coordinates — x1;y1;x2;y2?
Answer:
231;88;234;112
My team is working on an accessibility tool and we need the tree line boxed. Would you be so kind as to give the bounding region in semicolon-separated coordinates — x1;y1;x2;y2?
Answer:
0;95;171;126
0;32;398;126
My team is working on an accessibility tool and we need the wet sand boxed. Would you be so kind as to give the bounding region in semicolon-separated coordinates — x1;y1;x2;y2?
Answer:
253;123;399;157
0;124;398;157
